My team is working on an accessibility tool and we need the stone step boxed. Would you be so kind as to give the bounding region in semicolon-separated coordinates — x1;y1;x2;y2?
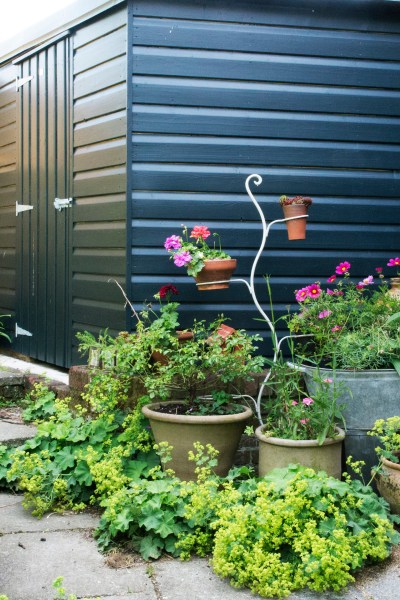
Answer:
0;419;37;447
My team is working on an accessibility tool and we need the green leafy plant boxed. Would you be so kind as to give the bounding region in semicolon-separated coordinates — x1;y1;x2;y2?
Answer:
368;416;400;471
22;383;57;422
287;260;400;370
52;576;100;600
279;195;312;207
164;224;232;277
0;314;11;342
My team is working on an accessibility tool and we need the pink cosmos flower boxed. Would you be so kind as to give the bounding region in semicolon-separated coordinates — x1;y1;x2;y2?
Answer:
318;310;332;319
362;275;374;285
164;235;182;250
302;397;314;406
331;325;342;332
190;225;211;240
327;275;336;283
291;401;298;406
335;261;351;275
173;251;192;267
375;267;383;274
326;288;335;295
387;257;400;267
306;283;322;299
295;287;310;302
323;378;333;383
300;418;309;425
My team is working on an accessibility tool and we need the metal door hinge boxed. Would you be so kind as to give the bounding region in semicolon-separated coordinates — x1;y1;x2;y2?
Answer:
54;197;73;211
16;201;34;216
16;75;33;90
15;323;33;337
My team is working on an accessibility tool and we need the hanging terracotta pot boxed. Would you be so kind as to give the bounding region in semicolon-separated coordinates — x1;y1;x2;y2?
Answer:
388;277;400;300
195;258;237;291
282;204;309;240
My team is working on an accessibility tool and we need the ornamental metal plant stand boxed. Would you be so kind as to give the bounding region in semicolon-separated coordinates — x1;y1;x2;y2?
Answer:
197;174;310;425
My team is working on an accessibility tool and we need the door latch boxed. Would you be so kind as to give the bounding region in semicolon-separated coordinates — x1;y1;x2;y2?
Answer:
54;197;73;211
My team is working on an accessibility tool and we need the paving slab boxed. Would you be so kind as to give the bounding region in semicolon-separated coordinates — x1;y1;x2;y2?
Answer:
0;530;156;600
0;420;36;446
0;493;99;533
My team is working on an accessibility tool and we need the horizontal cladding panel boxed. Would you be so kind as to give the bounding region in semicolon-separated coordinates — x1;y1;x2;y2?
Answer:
71;301;125;330
0;143;16;168
74;56;126;99
0;104;16;129
132;49;400;90
73;224;126;248
0;249;15;269
130;221;399;251
132;135;400;170
74;6;127;50
0;168;16;187
132;106;400;144
132;77;400;117
74;138;126;172
133;18;400;61
132;0;400;34
72;251;126;276
72;276;127;303
0;65;16;88
74;166;126;196
0;267;15;289
75;111;126;146
131;250;398;279
74;26;127;75
0;208;16;227
0;123;17;148
0;228;17;248
0;288;15;311
131;165;400;198
131;193;400;225
74;86;126;123
0;84;17;108
73;194;126;222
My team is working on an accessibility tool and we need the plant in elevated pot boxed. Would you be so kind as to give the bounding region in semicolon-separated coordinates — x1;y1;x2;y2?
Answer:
387;256;400;299
141;316;265;480
279;195;312;240
254;351;346;479
369;416;400;514
164;225;237;290
286;259;400;480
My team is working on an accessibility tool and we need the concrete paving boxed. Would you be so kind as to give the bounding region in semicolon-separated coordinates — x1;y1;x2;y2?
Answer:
0;355;68;385
0;421;36;447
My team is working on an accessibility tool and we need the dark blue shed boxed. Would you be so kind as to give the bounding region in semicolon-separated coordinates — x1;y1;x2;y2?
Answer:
0;0;399;366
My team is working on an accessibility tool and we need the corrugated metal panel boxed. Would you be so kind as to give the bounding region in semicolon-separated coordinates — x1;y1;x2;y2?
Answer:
72;5;128;362
0;63;18;337
129;0;400;352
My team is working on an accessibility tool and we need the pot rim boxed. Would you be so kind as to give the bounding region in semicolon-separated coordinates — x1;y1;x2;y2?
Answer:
255;425;345;447
202;258;237;265
381;457;400;472
142;400;253;424
293;362;399;376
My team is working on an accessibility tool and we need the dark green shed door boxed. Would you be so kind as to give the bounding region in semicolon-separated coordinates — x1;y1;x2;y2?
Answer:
15;34;72;367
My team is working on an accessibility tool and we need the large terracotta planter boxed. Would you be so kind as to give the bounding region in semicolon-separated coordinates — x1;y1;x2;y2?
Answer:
142;400;252;480
282;204;309;240
388;277;400;299
255;426;345;479
376;457;400;514
302;365;400;481
195;258;237;290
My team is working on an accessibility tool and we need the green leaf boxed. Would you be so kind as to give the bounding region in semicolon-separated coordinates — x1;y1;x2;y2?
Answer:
74;460;93;486
55;447;76;470
386;311;400;325
391;358;400;377
124;460;149;480
139;535;163;560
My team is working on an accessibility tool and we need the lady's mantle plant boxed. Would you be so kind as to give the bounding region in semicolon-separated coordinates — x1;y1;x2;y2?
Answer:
368;416;400;471
164;225;232;277
287;259;400;370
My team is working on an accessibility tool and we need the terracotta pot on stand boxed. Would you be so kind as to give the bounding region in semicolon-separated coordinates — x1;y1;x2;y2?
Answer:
282;204;309;240
195;258;237;291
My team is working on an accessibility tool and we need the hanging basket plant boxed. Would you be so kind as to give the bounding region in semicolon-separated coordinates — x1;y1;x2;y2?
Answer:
164;225;237;290
279;195;312;240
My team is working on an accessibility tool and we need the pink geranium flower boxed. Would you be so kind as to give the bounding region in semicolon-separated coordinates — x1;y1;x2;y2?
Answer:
164;235;182;250
295;287;310;302
318;310;332;319
335;261;351;275
387;257;400;267
302;397;314;406
173;251;192;267
306;283;322;299
190;225;211;240
327;275;336;283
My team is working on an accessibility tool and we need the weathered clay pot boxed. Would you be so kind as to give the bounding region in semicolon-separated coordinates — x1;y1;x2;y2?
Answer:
282;204;309;240
142;400;252;480
195;259;237;290
376;457;400;514
255;426;345;479
388;277;400;300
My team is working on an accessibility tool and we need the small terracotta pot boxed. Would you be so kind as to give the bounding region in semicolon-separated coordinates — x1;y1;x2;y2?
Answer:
195;258;237;290
282;204;309;240
152;330;194;365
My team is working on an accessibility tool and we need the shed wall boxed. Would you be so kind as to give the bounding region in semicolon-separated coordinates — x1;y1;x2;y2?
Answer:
129;0;400;350
72;5;128;361
0;63;18;334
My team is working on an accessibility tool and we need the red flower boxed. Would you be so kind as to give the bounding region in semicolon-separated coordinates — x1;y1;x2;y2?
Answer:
159;284;179;298
190;225;211;240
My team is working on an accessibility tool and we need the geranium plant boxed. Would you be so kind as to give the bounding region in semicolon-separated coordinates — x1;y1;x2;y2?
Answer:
287;259;400;370
164;225;232;277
